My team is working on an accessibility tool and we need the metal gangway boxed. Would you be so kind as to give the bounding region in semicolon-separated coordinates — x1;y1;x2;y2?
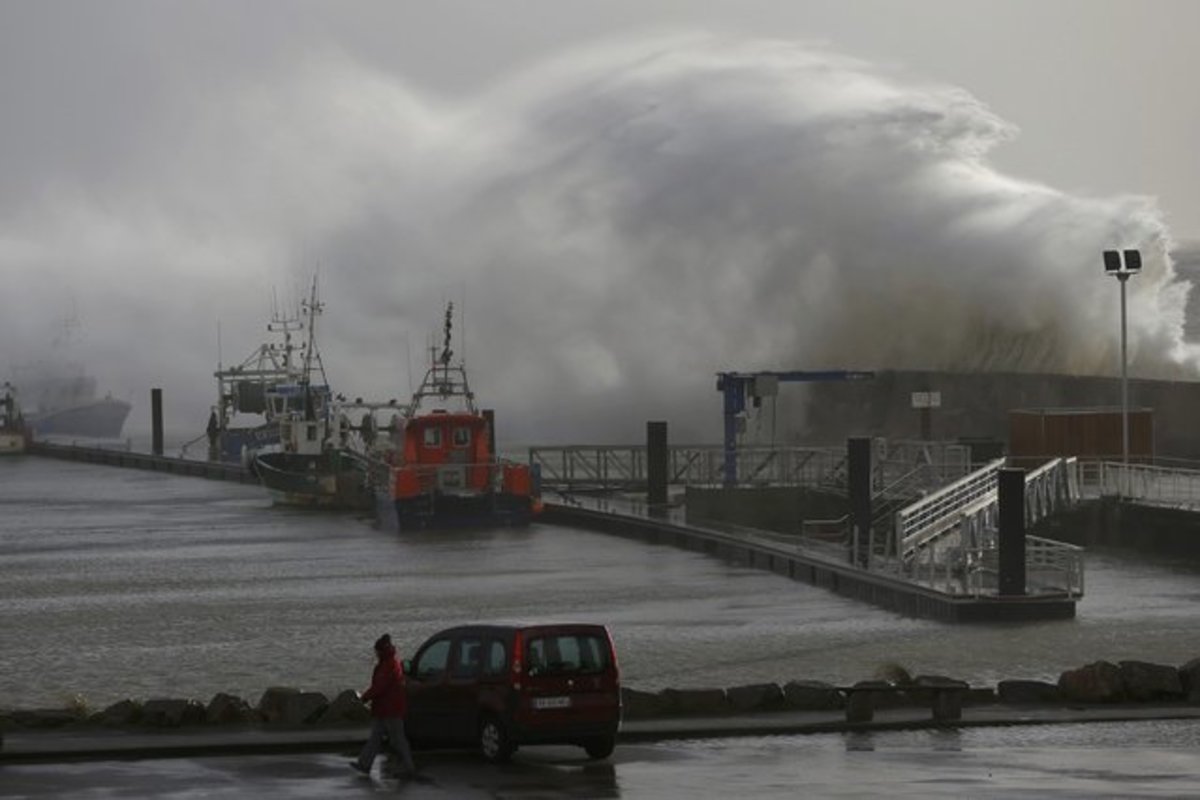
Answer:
1076;460;1200;510
889;457;1084;598
528;439;972;493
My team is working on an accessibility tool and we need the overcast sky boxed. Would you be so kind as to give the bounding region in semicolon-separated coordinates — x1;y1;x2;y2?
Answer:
3;1;1199;443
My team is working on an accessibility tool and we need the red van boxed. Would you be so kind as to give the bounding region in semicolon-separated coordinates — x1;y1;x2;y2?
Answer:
403;623;621;763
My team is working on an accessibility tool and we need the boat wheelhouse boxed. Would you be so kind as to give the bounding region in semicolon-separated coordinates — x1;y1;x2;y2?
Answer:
390;305;539;529
206;301;311;464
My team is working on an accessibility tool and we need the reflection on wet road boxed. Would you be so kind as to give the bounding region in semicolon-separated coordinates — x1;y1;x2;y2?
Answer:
4;721;1200;798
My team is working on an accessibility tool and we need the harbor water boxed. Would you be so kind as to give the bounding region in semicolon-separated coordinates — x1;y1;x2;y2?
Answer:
2;457;1199;710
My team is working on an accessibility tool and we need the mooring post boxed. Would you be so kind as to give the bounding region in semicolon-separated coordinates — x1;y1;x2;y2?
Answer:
998;467;1026;596
848;437;872;568
647;421;668;512
483;409;496;458
151;388;164;457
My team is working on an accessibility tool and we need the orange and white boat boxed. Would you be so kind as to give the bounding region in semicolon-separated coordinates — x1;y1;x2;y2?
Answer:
388;305;540;530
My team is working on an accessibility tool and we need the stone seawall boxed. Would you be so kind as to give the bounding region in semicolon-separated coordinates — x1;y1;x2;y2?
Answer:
3;658;1197;734
801;370;1200;457
1035;498;1200;557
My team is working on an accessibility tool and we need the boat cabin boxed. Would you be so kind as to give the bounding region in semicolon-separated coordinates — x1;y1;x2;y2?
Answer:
400;410;494;493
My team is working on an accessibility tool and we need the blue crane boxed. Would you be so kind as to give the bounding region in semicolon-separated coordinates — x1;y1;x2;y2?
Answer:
716;370;875;487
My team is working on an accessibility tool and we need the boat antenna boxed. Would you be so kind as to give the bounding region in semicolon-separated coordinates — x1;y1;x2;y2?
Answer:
216;320;223;373
440;302;454;368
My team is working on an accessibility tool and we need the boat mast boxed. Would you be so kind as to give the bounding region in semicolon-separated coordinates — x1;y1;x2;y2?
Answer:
299;276;326;422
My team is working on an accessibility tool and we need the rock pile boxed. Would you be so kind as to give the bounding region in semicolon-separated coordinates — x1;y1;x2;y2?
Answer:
1;658;1196;732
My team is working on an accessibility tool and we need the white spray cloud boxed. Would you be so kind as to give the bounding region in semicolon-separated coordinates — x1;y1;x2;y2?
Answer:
1;35;1193;443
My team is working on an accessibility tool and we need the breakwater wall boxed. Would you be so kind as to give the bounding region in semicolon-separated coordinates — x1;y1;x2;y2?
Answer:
1034;497;1200;557
544;502;1076;622
28;441;255;484
802;369;1200;457
2;658;1196;735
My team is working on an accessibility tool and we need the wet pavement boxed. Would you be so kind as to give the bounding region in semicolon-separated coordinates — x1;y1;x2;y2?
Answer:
4;718;1200;798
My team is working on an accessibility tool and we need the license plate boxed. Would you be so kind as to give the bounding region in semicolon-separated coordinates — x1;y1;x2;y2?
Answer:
533;696;571;710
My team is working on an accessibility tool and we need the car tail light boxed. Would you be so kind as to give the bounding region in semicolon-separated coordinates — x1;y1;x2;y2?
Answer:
511;630;524;691
605;627;620;680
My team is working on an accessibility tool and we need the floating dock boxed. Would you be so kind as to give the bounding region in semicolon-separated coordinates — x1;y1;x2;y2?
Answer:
28;441;255;484
545;501;1077;623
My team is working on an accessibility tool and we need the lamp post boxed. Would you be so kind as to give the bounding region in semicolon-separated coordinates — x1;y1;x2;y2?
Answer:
1103;249;1141;489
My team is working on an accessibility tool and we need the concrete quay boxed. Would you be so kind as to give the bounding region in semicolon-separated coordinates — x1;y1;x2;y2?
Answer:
3;704;1199;765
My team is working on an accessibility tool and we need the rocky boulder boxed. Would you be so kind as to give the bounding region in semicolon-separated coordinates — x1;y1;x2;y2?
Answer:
315;690;370;725
1058;661;1124;703
1119;661;1184;701
1178;658;1200;703
92;699;142;726
658;688;728;716
726;683;784;713
140;699;206;727
997;680;1061;705
205;693;256;725
257;687;301;723
782;680;843;711
270;692;329;726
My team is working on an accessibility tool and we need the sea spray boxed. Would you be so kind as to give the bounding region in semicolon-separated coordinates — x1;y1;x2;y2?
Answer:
2;35;1194;441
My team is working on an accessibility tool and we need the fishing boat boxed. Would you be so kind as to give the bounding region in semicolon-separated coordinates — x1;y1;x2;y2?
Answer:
204;301;311;464
251;281;375;510
388;304;541;530
0;382;30;455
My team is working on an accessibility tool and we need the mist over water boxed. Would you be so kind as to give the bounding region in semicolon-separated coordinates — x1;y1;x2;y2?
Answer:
2;35;1195;442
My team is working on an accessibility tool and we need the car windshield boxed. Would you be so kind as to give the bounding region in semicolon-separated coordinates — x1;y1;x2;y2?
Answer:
525;632;610;676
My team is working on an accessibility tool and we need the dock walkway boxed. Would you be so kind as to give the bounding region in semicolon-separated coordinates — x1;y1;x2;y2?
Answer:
27;441;255;484
545;497;1076;622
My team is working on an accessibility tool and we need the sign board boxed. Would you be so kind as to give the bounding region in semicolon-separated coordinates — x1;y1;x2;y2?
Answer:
911;391;942;409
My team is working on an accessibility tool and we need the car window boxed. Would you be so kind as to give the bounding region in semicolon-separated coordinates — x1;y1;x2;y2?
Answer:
414;638;451;679
526;633;610;676
483;639;507;677
452;637;483;679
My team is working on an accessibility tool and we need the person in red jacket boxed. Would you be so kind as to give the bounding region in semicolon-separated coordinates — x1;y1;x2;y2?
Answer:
351;633;417;777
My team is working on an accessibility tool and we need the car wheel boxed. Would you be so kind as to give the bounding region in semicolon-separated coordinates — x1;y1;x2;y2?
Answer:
583;735;615;760
478;715;514;764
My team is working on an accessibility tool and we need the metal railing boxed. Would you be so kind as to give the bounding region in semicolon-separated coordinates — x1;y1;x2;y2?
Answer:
528;445;848;490
890;457;1082;598
895;458;1006;559
960;535;1085;598
528;440;974;492
895;457;1079;560
1077;460;1200;510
